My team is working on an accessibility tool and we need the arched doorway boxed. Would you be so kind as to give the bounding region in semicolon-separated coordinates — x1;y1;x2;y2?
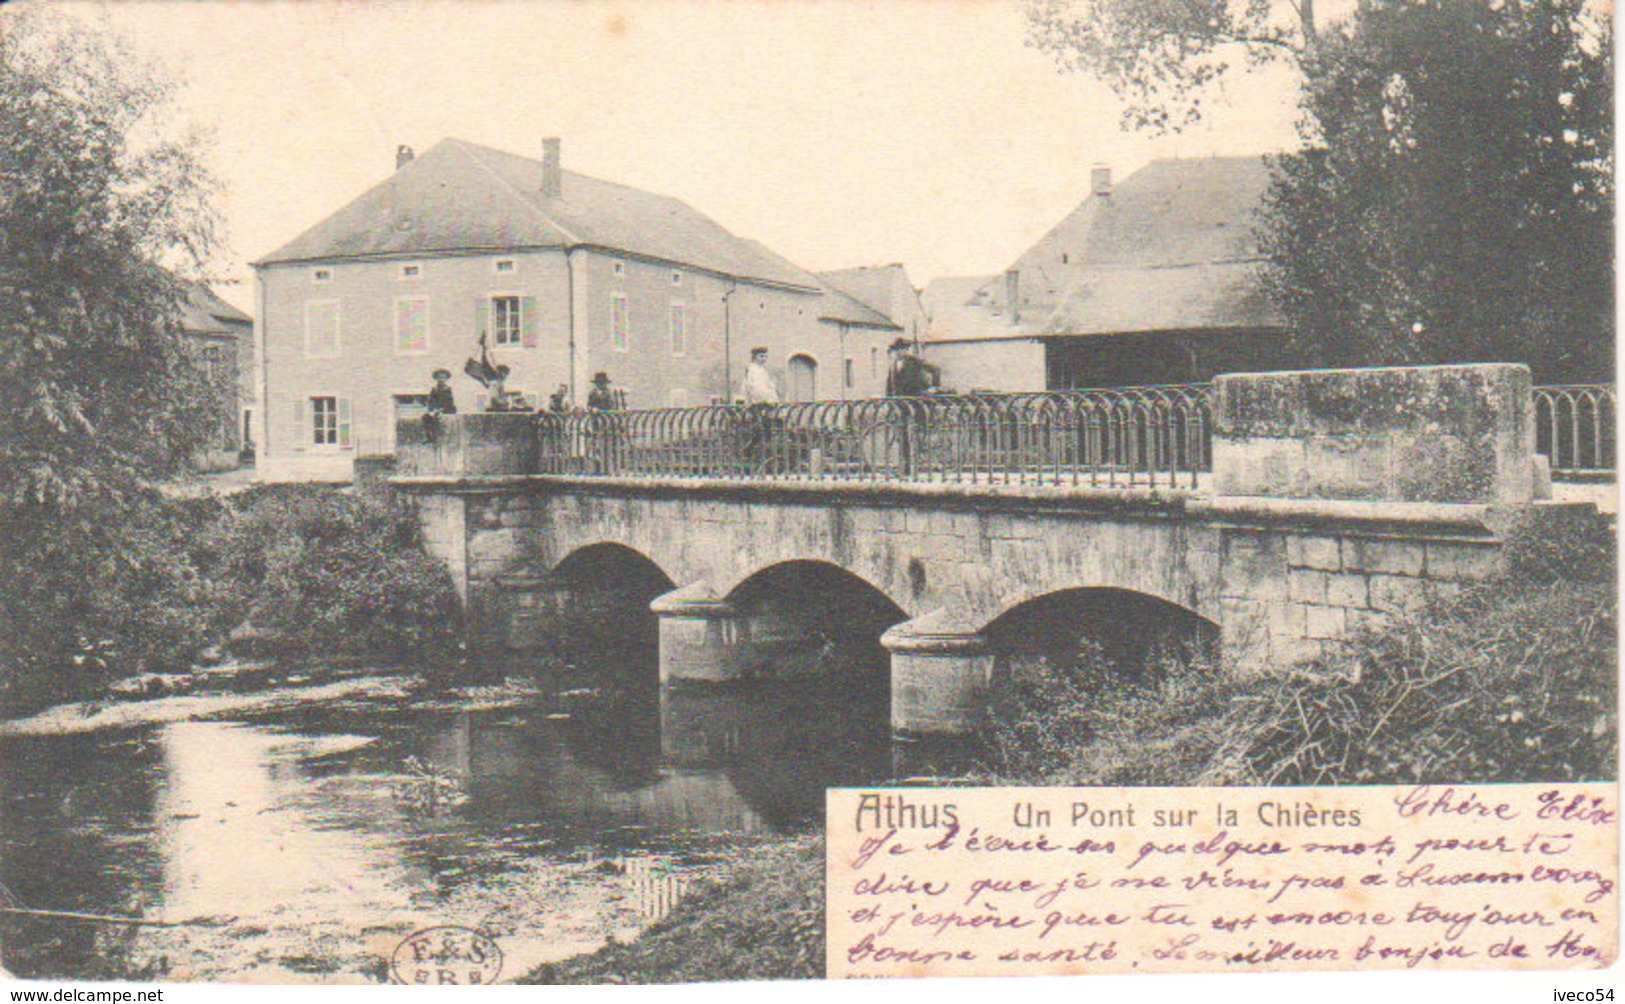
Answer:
787;353;818;403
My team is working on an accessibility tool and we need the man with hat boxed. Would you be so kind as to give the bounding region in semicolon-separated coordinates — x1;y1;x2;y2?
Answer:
427;368;457;414
587;371;620;411
885;337;939;398
425;367;457;442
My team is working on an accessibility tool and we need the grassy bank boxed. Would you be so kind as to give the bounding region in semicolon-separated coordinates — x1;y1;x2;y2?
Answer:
523;835;823;984
978;576;1617;786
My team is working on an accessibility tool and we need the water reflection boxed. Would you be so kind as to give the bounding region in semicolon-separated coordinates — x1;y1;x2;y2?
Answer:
0;660;891;979
153;722;408;921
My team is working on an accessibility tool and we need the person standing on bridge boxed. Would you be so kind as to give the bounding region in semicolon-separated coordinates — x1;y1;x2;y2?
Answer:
587;371;621;411
884;338;938;476
743;347;780;406
741;347;781;472
424;367;457;443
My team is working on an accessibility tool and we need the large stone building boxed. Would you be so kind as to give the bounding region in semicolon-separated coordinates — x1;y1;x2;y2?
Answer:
920;156;1288;392
252;138;905;482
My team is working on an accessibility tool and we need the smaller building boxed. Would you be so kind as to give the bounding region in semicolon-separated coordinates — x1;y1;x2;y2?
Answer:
921;156;1288;392
177;282;254;471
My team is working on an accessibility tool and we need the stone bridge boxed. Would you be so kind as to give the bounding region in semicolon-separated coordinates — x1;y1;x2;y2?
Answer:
391;364;1592;739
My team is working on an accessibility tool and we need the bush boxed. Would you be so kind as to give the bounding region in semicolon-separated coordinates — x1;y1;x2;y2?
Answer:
200;485;462;667
1235;580;1615;784
0;485;463;717
0;493;225;714
979;578;1616;786
980;642;1248;786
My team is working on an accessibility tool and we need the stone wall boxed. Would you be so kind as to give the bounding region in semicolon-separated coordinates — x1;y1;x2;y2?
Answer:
1212;363;1538;503
394;471;1543;731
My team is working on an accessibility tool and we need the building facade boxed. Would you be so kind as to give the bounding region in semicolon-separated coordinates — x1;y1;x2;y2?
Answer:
254;138;901;481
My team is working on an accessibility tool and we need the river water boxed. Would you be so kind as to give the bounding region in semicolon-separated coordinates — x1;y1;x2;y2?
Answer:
0;660;892;982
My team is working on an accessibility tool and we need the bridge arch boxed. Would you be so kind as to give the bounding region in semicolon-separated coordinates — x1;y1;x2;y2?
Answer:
494;541;678;676
549;541;677;598
979;586;1219;681
722;560;910;683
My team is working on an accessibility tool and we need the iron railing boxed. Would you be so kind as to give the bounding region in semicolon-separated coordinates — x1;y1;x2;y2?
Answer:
534;386;1212;488
1534;384;1615;477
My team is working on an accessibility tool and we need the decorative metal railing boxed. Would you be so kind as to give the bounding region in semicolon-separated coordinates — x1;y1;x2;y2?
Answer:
534;385;1212;488
1533;384;1615;477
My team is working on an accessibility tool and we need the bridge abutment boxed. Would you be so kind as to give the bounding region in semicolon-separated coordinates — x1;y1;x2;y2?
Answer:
650;583;754;685
882;612;994;736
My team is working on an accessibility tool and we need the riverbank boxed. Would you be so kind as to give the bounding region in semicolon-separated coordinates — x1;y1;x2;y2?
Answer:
976;577;1617;787
523;834;823;984
0;673;566;738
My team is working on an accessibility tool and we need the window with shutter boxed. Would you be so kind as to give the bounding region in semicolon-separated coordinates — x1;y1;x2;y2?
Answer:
492;296;521;346
520;296;538;348
337;397;352;448
310;396;338;446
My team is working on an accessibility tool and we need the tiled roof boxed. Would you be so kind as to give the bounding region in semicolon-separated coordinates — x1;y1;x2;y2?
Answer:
925;156;1285;341
258;139;818;290
738;242;901;329
178;282;251;334
815;283;900;329
817;263;923;332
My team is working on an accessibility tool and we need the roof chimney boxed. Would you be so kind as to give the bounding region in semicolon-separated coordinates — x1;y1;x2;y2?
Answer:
396;144;415;170
1005;268;1021;324
542;137;562;198
1091;165;1112;197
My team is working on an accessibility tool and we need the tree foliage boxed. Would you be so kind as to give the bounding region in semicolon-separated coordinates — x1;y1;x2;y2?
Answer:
1262;0;1613;380
1027;0;1317;133
0;8;224;710
1028;0;1612;382
0;7;222;510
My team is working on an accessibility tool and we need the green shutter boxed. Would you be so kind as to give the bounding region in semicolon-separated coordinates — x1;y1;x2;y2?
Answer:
476;296;491;344
520;296;538;348
338;397;353;448
292;397;307;451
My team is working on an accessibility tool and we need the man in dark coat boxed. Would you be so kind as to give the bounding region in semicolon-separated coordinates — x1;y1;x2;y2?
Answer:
425;368;456;442
427;368;457;414
885;338;940;397
587;371;620;411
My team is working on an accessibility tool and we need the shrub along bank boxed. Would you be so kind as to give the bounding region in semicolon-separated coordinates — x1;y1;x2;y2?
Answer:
979;526;1617;786
0;484;462;716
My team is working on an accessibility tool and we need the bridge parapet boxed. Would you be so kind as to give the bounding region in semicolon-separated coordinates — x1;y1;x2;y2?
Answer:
1212;363;1542;504
395;412;535;479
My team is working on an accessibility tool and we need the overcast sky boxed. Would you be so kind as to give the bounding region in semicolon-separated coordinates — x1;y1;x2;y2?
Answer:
72;0;1305;311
